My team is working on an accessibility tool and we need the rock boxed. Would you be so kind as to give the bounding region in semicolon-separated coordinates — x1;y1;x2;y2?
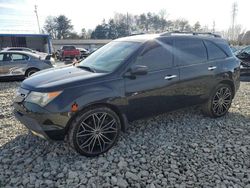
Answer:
125;171;139;181
140;158;147;163
57;173;64;178
203;148;211;153
140;170;149;177
118;160;128;169
43;172;50;178
111;176;117;185
117;178;128;188
68;171;78;179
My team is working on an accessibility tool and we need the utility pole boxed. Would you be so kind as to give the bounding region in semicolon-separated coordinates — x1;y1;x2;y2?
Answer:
231;2;238;41
34;5;41;33
212;20;215;33
126;12;129;36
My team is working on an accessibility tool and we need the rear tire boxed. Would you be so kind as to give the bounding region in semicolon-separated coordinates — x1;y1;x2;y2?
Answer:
25;68;39;78
67;106;121;157
202;84;233;118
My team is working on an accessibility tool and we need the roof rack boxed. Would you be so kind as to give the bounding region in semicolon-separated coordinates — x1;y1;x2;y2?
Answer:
160;31;221;38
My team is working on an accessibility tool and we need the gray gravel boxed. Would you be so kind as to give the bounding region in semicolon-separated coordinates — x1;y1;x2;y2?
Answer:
0;81;250;187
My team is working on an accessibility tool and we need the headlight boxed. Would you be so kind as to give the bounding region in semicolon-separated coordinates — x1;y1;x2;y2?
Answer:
25;91;62;107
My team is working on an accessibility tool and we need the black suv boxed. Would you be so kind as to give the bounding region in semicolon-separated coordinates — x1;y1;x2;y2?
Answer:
14;32;240;156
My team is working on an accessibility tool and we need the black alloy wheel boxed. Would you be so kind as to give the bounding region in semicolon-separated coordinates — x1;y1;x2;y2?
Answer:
202;84;233;118
68;107;121;157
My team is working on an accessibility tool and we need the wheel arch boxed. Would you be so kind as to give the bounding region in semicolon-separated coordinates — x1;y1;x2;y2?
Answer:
65;102;128;135
218;80;235;98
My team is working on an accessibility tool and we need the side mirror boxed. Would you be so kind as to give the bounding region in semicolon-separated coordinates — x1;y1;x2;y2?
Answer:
124;65;148;79
130;65;148;75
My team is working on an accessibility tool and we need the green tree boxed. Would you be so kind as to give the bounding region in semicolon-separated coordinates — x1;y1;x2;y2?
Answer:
43;15;73;39
193;21;201;31
80;28;87;39
55;15;73;39
43;16;57;39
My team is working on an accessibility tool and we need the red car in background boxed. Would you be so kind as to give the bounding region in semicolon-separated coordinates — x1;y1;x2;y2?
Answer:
59;46;80;61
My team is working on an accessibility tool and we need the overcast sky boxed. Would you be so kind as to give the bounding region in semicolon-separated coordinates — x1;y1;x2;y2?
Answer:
0;0;249;34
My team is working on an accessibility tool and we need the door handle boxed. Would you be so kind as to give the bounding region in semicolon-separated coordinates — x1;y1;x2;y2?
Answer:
164;75;177;80
208;66;217;71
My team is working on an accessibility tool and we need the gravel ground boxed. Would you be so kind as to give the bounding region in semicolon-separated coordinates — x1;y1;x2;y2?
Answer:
0;81;250;188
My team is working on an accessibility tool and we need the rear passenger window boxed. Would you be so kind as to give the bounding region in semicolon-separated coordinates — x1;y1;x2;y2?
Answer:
134;40;173;71
204;41;227;60
0;54;3;61
175;38;207;66
11;54;29;61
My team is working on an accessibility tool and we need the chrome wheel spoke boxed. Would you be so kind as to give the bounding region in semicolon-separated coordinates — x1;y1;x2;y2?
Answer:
100;119;115;131
100;133;112;143
77;132;94;138
97;136;104;152
80;135;95;148
102;129;117;134
81;122;95;131
90;136;97;153
99;113;107;129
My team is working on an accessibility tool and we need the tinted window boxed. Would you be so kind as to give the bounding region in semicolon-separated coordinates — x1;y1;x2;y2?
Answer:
175;38;207;66
11;53;29;61
62;46;75;50
9;48;23;51
204;41;227;60
134;40;173;71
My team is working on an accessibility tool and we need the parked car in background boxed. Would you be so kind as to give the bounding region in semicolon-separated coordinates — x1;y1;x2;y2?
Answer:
234;45;250;75
0;51;54;80
2;47;48;58
59;46;80;61
14;32;240;156
77;48;90;59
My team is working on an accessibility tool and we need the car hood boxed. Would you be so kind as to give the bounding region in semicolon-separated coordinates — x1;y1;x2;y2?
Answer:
21;65;106;91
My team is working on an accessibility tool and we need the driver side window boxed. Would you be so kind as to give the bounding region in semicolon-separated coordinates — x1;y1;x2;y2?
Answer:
134;40;173;72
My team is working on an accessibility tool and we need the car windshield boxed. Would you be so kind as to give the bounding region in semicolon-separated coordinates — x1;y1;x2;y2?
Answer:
78;41;141;72
62;46;75;50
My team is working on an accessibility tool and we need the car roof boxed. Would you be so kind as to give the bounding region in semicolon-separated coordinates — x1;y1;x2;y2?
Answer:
0;50;40;58
114;33;226;43
3;47;32;50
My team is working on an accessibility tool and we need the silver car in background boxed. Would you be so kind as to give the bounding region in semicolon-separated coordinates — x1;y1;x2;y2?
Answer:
0;51;54;79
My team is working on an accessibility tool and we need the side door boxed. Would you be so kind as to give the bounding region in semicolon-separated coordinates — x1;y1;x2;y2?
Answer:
8;53;29;76
174;37;220;106
124;39;180;121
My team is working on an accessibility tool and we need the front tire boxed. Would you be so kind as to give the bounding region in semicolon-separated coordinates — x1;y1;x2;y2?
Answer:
202;84;233;118
68;106;121;157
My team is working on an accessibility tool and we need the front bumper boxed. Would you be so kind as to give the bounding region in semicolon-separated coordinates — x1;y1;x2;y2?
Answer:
14;102;68;140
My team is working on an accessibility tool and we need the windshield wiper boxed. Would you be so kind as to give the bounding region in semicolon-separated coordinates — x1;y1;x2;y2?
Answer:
76;65;96;73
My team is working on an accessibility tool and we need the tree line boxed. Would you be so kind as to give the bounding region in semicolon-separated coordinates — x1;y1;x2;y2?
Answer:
43;11;250;45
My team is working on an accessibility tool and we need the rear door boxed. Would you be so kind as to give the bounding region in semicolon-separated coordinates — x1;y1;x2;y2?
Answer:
124;39;180;121
174;37;220;106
